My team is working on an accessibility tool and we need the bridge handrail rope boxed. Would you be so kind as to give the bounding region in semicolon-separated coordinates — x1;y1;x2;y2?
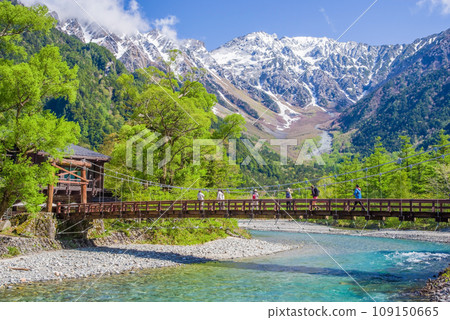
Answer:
55;198;450;230
68;151;450;197
76;143;450;193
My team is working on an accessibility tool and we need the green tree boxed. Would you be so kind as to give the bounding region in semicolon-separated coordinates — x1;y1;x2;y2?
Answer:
427;163;450;198
434;129;450;165
396;135;433;196
0;1;54;59
0;113;80;214
106;63;245;198
0;45;78;118
334;154;364;198
204;114;246;188
0;2;80;214
364;138;395;198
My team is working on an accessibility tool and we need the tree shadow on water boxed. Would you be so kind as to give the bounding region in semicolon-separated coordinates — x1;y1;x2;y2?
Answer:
77;246;216;265
212;260;411;283
76;246;424;284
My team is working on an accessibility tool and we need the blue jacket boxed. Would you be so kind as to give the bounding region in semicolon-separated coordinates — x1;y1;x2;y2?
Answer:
354;188;362;199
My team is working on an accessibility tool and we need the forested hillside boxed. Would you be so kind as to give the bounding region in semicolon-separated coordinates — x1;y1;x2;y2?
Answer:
337;29;450;155
22;28;128;148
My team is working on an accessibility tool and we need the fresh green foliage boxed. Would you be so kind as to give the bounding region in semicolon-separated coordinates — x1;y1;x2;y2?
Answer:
21;28;128;148
94;218;250;245
0;45;78;116
7;246;20;256
0;2;80;214
0;1;54;59
103;56;245;199
441;268;450;282
213;114;246;141
1;246;21;258
307;133;450;199
238;137;328;188
310;217;448;231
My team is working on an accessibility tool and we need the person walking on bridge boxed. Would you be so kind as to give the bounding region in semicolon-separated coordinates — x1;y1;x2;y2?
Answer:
351;185;366;211
286;188;293;211
217;189;225;210
311;185;320;210
197;190;205;211
251;189;259;211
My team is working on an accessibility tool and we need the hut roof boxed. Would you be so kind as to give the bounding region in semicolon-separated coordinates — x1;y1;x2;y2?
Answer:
65;144;110;162
37;144;110;162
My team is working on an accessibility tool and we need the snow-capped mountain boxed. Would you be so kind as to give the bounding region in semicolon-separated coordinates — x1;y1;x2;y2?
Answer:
211;32;404;109
55;15;445;137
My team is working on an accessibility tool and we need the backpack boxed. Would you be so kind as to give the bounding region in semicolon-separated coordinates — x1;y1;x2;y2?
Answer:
313;187;320;196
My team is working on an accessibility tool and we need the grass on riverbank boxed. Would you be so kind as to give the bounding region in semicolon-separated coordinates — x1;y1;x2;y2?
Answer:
304;217;449;231
89;218;251;245
0;246;21;259
440;268;450;282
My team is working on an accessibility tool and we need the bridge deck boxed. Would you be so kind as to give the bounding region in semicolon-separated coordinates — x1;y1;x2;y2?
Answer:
55;199;450;222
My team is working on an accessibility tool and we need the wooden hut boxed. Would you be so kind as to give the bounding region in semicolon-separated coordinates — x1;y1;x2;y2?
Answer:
35;144;111;208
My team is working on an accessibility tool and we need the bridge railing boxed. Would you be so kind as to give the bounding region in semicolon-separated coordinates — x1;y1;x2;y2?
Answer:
55;198;450;221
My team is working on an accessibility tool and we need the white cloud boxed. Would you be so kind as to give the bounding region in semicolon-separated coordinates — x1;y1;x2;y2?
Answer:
417;0;450;14
319;7;337;33
129;0;139;13
153;15;180;43
21;0;150;35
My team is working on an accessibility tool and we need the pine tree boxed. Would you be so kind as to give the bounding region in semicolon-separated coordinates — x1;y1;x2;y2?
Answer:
364;138;395;198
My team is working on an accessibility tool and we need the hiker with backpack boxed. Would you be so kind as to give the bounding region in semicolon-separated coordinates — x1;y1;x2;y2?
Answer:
286;188;293;210
311;185;320;210
351;184;366;211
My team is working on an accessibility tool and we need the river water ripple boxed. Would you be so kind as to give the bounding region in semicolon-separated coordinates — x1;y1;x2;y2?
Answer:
1;231;449;302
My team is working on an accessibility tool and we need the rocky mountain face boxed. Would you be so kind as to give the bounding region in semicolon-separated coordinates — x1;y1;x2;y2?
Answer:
336;29;450;153
210;32;404;110
55;14;448;144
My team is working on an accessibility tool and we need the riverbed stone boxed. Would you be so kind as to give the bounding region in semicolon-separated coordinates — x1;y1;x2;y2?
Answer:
13;213;57;240
0;220;11;231
0;237;296;287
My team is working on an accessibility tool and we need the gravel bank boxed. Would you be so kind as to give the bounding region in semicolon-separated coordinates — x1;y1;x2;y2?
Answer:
0;237;295;287
239;220;450;243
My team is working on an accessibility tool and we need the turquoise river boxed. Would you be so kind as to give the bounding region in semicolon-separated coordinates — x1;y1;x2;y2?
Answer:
1;231;449;302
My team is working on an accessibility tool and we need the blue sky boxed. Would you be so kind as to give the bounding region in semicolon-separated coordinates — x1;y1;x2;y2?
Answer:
23;0;449;50
137;0;450;50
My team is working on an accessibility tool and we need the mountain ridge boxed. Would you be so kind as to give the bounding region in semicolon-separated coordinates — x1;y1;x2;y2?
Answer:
335;28;449;154
52;12;449;152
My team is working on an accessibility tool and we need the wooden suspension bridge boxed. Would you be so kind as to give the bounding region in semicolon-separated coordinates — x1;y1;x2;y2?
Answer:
55;198;450;222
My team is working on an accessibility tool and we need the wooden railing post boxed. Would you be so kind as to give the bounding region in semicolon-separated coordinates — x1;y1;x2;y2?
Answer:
47;184;54;213
81;167;87;204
